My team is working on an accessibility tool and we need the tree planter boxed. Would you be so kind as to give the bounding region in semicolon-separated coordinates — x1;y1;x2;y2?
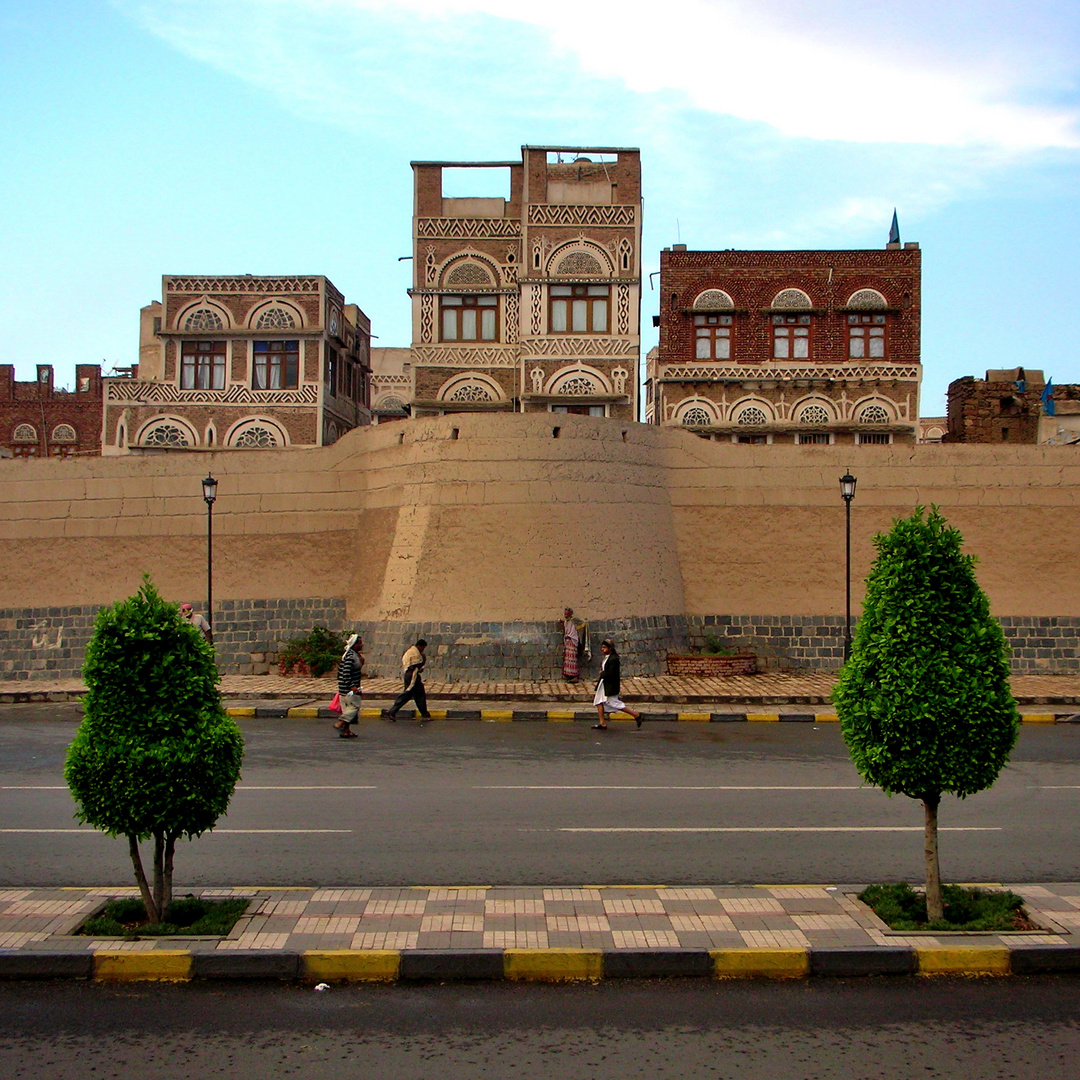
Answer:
666;654;757;677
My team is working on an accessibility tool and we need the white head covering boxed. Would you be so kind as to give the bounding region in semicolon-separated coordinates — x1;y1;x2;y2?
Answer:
342;633;359;659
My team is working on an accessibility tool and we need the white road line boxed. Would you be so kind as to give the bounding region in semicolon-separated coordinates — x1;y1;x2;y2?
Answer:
0;787;69;790
557;826;1003;833
477;785;866;790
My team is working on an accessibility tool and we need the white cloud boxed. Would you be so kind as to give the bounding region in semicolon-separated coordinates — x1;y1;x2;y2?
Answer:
343;0;1080;150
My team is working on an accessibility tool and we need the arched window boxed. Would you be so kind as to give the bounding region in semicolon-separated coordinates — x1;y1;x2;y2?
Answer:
255;306;297;330
378;396;406;413
681;406;713;427
555;251;604;276
799;404;830;425
847;289;887;309
51;424;77;443
447;382;495;403
183;308;223;332
444;260;494;286
859;404;891;424
693;289;734;310
233;425;279;448
13;423;37;442
771;288;812;309
737;406;769;426
142;423;191;447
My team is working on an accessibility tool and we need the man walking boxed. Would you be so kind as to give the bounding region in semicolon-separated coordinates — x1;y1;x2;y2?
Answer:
386;639;431;720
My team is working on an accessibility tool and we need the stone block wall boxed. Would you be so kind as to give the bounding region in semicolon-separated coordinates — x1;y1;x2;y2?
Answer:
0;597;347;682
351;615;689;683
2;602;1076;681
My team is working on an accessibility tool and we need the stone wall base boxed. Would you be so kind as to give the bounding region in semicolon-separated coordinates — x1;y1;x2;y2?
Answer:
1;602;1076;681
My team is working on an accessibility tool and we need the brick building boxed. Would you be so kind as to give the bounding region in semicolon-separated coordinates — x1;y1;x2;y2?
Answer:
0;365;102;459
369;347;412;424
102;275;371;452
946;368;1046;444
408;146;641;419
646;243;922;444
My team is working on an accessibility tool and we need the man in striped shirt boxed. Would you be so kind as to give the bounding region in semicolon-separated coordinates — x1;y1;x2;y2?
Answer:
334;634;363;738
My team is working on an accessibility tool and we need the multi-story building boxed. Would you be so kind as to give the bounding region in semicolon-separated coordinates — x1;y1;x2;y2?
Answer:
369;347;412;424
1;364;102;459
407;146;641;420
946;369;1045;444
646;243;922;444
103;275;371;453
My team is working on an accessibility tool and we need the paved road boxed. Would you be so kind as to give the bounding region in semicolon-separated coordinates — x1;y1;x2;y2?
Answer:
3;703;1080;886
1;978;1079;1079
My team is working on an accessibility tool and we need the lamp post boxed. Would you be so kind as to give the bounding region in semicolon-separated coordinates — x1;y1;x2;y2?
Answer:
839;471;857;661
202;474;218;637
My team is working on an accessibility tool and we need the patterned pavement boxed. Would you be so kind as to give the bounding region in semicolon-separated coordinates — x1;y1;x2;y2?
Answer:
6;671;1080;705
3;883;1078;954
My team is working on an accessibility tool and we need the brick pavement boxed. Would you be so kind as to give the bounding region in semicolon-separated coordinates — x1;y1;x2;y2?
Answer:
6;672;1080;705
3;883;1077;955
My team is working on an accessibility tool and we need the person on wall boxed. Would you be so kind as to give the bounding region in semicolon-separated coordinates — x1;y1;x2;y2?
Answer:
592;639;642;730
334;634;364;738
387;639;432;721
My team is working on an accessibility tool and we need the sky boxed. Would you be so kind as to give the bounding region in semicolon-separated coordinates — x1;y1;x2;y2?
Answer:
2;0;1079;414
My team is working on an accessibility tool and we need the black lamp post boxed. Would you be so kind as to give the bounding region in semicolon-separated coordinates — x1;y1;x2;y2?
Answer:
202;474;218;636
840;471;857;661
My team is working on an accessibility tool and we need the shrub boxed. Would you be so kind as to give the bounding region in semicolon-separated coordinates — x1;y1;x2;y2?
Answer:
65;577;244;923
702;635;733;656
859;882;1027;932
834;507;1019;921
278;626;346;677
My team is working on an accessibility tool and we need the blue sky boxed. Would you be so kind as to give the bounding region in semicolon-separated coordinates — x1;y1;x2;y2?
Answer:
2;0;1079;413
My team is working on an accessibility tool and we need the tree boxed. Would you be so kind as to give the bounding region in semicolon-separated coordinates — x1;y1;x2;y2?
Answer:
833;507;1019;921
65;577;244;923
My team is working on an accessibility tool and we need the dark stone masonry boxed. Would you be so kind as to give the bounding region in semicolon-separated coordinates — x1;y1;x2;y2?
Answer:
1;602;1077;681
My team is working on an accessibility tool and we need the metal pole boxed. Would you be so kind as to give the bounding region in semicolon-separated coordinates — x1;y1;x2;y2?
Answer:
207;498;213;635
844;495;851;662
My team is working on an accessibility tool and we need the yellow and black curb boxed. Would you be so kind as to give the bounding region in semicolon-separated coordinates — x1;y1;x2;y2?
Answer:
3;945;1078;983
223;706;1079;724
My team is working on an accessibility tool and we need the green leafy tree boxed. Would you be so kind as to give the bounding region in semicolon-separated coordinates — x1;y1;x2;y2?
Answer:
65;577;244;923
833;507;1019;921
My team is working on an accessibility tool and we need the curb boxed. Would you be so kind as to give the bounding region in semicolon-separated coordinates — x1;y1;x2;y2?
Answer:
4;945;1078;983
222;706;1080;725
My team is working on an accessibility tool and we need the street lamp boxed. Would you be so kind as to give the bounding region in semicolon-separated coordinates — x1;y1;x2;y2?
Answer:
202;474;218;638
839;471;857;661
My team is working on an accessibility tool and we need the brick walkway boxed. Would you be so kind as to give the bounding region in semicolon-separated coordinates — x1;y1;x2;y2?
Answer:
6;672;1080;705
4;883;1077;955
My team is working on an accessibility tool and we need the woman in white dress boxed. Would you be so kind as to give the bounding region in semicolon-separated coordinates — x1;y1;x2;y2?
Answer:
592;640;642;730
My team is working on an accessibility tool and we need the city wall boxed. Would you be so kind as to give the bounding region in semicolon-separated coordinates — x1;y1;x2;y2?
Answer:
1;414;1078;681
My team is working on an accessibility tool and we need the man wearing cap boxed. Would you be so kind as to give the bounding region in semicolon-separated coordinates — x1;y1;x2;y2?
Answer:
335;634;364;738
180;603;212;644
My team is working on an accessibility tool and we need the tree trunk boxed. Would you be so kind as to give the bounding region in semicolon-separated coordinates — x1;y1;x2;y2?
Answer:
151;832;165;923
161;833;177;923
923;793;944;922
128;835;159;923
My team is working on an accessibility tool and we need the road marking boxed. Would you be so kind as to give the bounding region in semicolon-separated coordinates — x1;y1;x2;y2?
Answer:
557;826;1003;833
0;786;69;790
0;829;102;834
477;785;867;791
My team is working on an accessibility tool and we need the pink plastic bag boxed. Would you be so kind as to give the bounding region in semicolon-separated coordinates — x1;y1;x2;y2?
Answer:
328;692;343;714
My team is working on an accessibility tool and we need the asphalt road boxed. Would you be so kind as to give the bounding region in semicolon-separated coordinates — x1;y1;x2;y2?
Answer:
3;703;1080;886
1;977;1079;1079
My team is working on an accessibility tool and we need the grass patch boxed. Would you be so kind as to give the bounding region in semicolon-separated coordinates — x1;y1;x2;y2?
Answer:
77;896;249;939
859;882;1034;932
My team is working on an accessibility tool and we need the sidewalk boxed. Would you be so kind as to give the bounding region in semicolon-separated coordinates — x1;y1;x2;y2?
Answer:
6;671;1080;706
2;882;1078;982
